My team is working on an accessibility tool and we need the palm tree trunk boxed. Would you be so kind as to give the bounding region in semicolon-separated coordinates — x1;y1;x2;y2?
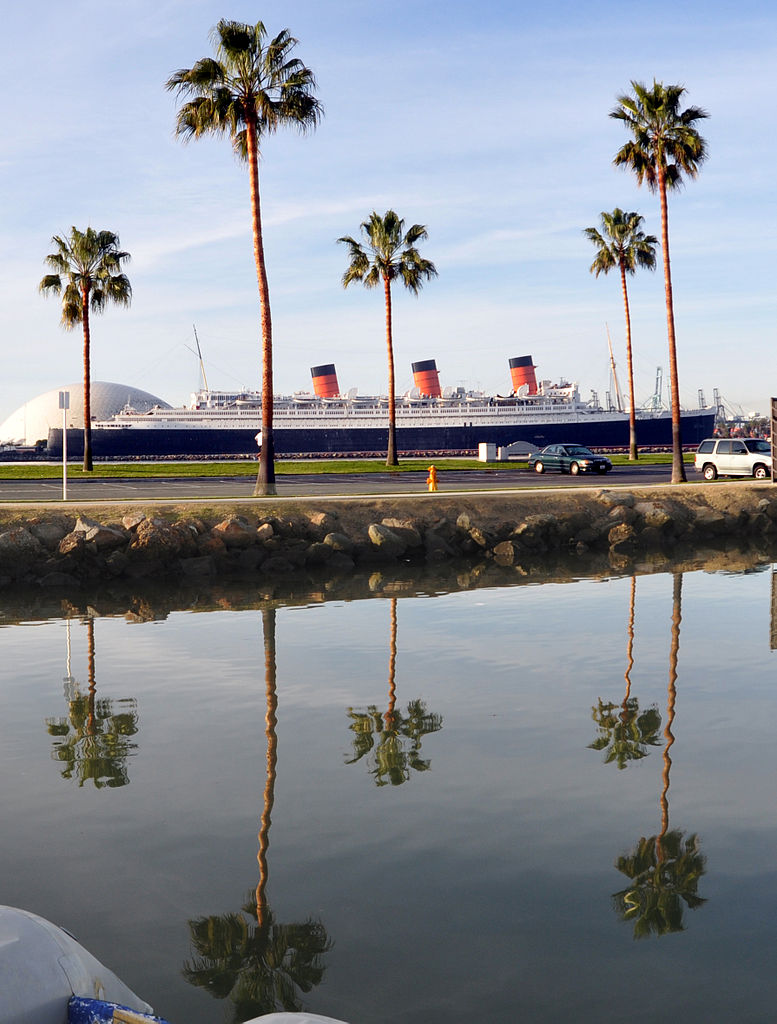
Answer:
619;262;638;461
81;286;93;472
86;617;96;734
256;608;278;928
383;275;398;466
659;572;681;862
658;172;686;483
247;117;277;497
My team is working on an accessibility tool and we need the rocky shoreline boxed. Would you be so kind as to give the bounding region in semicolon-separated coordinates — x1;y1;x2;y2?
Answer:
1;483;776;591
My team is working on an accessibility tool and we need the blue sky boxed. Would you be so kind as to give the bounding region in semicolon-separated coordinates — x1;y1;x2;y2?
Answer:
1;0;775;423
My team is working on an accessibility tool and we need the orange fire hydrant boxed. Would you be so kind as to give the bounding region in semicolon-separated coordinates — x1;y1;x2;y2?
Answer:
426;465;438;492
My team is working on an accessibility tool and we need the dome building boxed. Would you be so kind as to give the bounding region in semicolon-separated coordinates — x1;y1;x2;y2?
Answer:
0;383;171;447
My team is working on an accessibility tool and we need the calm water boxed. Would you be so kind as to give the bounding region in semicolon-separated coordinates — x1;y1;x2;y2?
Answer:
2;558;777;1024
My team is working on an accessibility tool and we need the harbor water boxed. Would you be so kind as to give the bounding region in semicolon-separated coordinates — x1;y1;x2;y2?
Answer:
2;555;777;1023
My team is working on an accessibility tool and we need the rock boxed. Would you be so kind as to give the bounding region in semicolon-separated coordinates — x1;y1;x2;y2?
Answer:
0;529;44;577
691;506;727;534
467;526;491;548
511;514;559;549
306;542;334;565
105;551;129;576
128;517;197;562
380;518;423;548
211;517;256;549
492;540;517;566
261;555;296;575
256;522;275;542
308;511;340;537
634;501;673;529
29;518;74;550
180;555;215;577
424;530;456;561
197;535;227;557
59;532;86;556
122;512;147;531
596;490;635;508
324;531;354;553
82;522;129;551
368;523;407;558
609;522;637;553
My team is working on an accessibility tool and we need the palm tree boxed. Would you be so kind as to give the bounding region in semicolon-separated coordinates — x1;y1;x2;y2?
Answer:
584;210;657;460
589;575;662;768
184;895;331;1020
338;211;437;466
612;574;707;937
611;80;709;483
45;617;139;788
166;20;322;496
184;606;332;1018
346;598;442;785
39;227;131;471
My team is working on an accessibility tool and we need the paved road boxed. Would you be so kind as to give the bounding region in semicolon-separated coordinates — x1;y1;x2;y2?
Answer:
0;464;703;503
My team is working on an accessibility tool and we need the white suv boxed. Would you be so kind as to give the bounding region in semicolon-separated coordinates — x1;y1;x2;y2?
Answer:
694;438;772;480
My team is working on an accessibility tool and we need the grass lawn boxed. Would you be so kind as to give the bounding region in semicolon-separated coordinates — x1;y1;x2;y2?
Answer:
0;452;691;480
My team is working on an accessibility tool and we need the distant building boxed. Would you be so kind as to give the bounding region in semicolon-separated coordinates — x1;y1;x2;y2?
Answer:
0;382;171;446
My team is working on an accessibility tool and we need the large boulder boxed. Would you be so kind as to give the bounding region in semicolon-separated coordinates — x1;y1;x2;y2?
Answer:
0;528;44;575
368;523;407;559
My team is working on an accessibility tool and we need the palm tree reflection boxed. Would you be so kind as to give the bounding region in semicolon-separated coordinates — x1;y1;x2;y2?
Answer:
184;608;331;1020
612;574;707;937
346;597;442;786
589;577;662;769
45;617;138;788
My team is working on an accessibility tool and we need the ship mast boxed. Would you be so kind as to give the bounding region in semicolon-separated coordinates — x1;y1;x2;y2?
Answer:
606;324;625;413
192;324;209;391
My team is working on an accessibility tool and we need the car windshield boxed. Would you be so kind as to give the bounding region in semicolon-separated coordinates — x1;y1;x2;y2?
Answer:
566;446;595;457
743;439;771;453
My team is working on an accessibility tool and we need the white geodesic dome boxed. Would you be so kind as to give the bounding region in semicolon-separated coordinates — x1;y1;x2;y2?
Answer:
0;382;171;446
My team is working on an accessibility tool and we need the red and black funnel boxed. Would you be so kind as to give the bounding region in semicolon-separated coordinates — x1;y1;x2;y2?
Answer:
509;356;538;395
412;359;442;398
311;363;339;398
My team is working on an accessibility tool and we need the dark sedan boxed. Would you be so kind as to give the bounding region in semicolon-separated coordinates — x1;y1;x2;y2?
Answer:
528;443;613;475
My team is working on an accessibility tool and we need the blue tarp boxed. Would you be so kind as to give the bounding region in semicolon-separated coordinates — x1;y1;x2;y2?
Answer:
68;996;172;1024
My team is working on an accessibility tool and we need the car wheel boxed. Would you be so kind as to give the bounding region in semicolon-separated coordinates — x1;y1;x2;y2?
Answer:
703;463;717;481
570;462;580;476
754;464;769;480
534;461;545;474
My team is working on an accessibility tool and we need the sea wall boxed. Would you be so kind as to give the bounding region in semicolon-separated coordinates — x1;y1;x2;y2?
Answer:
0;483;776;590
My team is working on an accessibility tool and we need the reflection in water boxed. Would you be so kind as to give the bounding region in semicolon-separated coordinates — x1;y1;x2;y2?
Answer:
612;574;707;938
184;608;331;1021
346;597;443;786
45;617;139;788
589;577;662;769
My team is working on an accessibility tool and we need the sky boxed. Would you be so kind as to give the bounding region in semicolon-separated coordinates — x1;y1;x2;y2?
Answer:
1;0;775;425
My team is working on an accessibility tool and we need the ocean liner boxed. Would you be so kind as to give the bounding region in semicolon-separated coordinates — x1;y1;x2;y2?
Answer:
46;356;716;458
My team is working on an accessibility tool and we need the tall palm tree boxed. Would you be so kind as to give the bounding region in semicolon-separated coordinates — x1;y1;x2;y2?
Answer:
611;80;709;483
338;211;437;466
346;598;442;785
39;227;132;471
184;606;331;1018
166;20;322;496
612;574;707;937
584;210;657;460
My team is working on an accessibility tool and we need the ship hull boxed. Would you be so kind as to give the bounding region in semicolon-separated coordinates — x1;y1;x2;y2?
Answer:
47;410;716;459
